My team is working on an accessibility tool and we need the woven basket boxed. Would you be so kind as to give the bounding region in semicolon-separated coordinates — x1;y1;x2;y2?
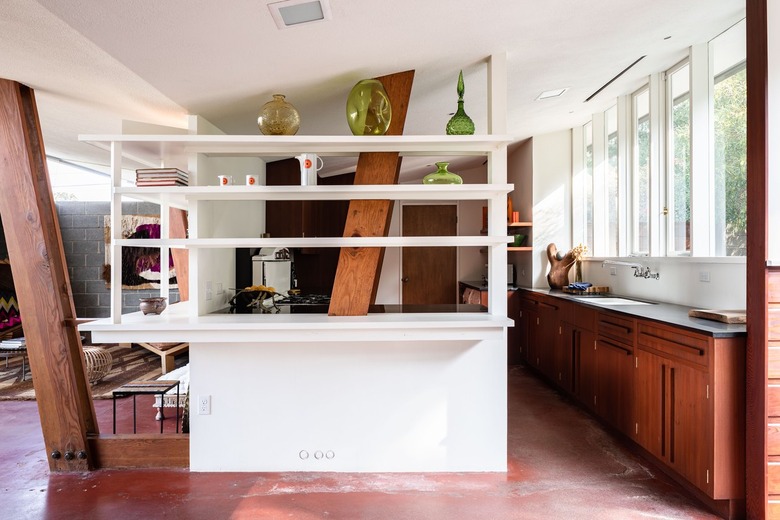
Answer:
83;346;113;384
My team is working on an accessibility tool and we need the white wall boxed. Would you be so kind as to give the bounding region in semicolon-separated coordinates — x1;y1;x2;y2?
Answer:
581;257;745;309
190;335;507;472
524;131;573;288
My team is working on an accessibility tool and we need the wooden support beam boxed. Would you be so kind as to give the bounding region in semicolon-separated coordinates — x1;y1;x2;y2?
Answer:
88;434;189;469
745;1;769;517
329;70;414;316
169;207;189;301
0;79;97;470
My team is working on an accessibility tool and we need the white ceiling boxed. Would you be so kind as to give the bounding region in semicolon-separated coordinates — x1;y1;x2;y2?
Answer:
0;0;745;181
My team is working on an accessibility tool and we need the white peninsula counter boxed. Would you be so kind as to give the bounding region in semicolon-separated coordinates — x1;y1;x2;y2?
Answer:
83;302;512;472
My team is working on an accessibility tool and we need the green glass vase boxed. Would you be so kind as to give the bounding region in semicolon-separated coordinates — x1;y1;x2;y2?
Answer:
346;79;392;135
422;162;463;185
445;70;475;135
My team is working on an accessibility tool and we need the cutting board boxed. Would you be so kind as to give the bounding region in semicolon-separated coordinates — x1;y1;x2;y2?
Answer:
562;285;610;295
688;309;746;324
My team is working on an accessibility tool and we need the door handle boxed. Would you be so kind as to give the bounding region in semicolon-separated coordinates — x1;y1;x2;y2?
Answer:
402;277;410;283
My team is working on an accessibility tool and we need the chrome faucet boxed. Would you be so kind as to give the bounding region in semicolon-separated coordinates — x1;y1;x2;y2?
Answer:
601;260;660;280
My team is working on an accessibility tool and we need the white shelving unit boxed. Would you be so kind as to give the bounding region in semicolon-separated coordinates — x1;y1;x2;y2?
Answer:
79;133;515;323
79;54;515;473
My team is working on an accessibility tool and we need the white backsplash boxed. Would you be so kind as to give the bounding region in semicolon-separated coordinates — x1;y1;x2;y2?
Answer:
579;257;746;310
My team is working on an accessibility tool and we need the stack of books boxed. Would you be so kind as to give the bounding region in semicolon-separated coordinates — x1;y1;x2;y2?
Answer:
135;168;189;187
0;337;26;349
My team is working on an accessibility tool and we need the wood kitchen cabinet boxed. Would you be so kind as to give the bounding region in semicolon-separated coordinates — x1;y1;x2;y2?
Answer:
635;321;744;504
525;292;561;379
516;289;745;516
266;158;354;295
572;324;597;410
595;312;635;436
266;158;354;239
507;290;524;364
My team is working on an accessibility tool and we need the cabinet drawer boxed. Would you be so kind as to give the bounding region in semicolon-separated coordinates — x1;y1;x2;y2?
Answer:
637;322;709;366
569;304;596;331
598;312;635;344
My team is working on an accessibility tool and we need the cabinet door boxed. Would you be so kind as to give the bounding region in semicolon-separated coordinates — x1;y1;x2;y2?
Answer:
507;291;525;365
596;337;634;435
574;328;598;411
669;362;710;493
553;321;573;392
634;349;666;459
527;308;542;370
536;297;560;380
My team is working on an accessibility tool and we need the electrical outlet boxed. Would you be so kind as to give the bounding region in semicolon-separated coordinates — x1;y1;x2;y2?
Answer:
699;271;711;283
198;395;211;415
610;267;617;276
216;282;223;294
205;281;213;301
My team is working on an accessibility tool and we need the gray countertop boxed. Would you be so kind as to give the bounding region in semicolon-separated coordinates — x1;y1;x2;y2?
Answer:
516;287;746;338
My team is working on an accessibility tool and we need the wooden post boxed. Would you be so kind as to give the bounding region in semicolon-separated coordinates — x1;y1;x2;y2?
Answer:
328;70;414;316
745;1;769;517
169;208;189;301
0;79;97;470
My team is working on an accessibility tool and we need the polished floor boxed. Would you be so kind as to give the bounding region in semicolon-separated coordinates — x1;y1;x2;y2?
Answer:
0;366;721;520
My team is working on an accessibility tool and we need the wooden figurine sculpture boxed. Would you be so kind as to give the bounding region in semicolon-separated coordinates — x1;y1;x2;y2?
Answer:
546;243;576;289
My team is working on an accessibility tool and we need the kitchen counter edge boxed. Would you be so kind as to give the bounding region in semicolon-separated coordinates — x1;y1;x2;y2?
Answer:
515;287;746;338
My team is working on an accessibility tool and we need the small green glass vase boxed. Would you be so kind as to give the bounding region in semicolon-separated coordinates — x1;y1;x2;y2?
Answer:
346;79;392;135
445;71;475;135
422;162;463;185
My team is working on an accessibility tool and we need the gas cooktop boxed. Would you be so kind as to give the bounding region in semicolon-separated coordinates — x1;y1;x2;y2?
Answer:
275;294;331;306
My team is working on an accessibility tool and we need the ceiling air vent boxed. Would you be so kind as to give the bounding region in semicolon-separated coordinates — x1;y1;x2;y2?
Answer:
585;56;646;102
268;0;332;29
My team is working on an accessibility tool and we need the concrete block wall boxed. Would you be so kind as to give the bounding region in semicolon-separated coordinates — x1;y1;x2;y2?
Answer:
56;201;180;318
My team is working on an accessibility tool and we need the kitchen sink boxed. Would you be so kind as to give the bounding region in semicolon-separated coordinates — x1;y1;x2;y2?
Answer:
572;296;655;306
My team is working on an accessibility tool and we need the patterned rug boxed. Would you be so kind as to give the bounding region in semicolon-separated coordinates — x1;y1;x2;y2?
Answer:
0;343;185;400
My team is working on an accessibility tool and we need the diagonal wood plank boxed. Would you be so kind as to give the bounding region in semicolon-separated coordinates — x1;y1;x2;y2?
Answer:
169;207;189;301
0;79;97;470
329;70;414;316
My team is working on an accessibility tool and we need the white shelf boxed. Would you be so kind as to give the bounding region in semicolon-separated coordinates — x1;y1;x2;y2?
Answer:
80;134;516;164
94;130;513;321
116;236;513;249
115;183;514;208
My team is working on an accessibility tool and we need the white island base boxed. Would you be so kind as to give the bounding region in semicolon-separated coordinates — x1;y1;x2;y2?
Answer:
83;304;510;473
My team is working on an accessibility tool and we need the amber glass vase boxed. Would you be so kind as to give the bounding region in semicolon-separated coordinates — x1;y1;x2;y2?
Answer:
257;94;300;135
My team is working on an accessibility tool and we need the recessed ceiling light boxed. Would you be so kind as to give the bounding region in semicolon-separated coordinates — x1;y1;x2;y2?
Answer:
268;0;331;29
536;88;568;100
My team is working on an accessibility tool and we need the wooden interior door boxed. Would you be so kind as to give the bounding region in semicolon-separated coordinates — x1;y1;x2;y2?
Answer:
401;205;457;305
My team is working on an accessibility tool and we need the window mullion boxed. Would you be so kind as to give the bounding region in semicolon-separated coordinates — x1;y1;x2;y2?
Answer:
690;43;712;256
649;73;664;256
617;95;630;257
592;112;607;255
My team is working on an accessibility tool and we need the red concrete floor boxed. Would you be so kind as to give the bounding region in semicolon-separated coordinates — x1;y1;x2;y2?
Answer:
0;366;722;520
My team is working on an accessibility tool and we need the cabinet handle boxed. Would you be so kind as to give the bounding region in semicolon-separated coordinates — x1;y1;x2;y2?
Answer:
600;320;632;335
598;338;632;356
640;331;705;356
402;277;410;283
